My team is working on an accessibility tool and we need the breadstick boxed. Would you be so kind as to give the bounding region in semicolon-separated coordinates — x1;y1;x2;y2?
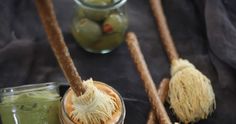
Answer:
35;0;85;96
149;0;178;62
126;32;171;124
147;78;169;124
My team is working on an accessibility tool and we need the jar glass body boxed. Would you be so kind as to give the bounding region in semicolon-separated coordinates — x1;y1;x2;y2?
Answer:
59;81;126;124
0;83;61;124
72;0;128;54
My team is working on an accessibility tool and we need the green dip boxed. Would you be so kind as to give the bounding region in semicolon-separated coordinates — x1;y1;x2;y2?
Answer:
0;89;60;124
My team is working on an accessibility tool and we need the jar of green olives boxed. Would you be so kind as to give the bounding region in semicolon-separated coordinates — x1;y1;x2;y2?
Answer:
72;0;128;54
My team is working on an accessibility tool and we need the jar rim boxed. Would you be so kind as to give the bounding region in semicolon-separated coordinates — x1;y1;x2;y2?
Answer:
74;0;127;10
0;82;58;96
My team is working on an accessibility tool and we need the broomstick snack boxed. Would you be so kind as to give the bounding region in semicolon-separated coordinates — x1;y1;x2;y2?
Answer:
149;0;216;123
35;0;124;123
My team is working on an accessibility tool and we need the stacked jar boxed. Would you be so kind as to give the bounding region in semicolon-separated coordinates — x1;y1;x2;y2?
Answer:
72;0;128;54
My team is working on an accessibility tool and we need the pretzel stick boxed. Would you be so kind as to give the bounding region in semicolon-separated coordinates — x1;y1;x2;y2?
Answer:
147;78;169;124
149;0;178;62
126;32;171;124
35;0;85;96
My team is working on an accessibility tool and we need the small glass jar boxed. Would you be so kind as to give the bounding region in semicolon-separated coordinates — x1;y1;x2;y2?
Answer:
59;81;126;124
71;0;128;54
0;83;61;124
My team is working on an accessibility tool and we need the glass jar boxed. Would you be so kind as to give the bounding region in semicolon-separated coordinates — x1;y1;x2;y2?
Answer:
59;81;126;124
71;0;128;54
0;83;61;124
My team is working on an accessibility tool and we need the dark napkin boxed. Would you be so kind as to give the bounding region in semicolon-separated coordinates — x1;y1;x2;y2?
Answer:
0;0;236;123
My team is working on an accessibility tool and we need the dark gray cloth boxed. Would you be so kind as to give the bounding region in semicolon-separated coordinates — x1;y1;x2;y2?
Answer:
0;0;235;123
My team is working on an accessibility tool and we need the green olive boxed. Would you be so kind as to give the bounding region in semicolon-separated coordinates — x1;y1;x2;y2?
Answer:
84;10;109;22
82;0;113;21
72;18;102;47
83;8;109;21
103;13;128;33
89;32;124;51
84;0;113;6
74;7;86;20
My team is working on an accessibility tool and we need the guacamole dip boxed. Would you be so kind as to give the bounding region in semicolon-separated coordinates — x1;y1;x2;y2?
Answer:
0;85;61;124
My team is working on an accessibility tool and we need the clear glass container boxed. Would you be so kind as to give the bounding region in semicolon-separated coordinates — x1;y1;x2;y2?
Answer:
59;81;126;124
0;83;61;124
71;0;128;54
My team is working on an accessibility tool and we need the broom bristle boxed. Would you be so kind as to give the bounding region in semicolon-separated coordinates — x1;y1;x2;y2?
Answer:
168;59;216;123
70;79;117;124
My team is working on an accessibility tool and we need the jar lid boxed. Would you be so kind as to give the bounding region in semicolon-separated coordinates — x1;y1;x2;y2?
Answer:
0;82;58;97
74;0;127;10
